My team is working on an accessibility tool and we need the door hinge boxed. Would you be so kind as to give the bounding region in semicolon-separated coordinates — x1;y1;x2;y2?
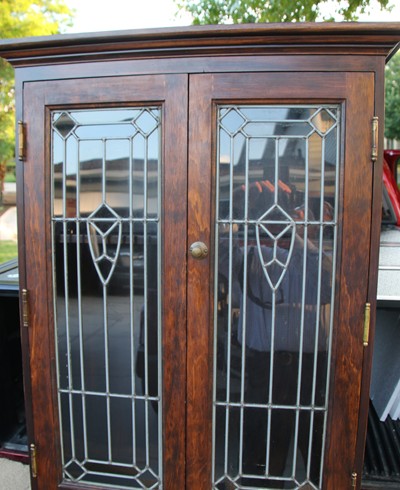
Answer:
351;471;357;488
30;443;37;478
371;116;378;163
18;120;26;161
22;288;30;328
363;302;371;347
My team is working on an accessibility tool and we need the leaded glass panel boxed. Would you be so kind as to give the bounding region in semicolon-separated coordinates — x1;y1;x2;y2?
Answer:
213;105;339;489
52;107;162;489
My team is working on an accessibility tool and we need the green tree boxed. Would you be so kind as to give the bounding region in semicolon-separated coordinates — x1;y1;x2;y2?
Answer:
175;0;392;24
0;0;74;197
385;52;400;141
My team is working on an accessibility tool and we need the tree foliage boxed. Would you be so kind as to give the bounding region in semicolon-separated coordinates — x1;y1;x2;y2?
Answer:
0;0;74;194
385;51;400;141
175;0;393;24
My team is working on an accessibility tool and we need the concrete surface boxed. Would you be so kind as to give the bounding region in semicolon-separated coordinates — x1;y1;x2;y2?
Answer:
0;206;17;242
0;458;30;490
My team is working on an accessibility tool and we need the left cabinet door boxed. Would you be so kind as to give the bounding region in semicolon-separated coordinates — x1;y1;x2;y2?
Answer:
22;75;188;490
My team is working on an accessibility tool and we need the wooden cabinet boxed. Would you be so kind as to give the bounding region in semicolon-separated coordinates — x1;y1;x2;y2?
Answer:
1;23;399;490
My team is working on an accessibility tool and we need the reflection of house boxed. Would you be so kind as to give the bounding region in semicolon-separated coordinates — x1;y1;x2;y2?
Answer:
53;157;159;218
218;107;338;217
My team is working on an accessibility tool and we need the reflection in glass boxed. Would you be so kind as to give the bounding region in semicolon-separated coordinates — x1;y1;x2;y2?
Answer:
52;108;162;488
213;105;340;489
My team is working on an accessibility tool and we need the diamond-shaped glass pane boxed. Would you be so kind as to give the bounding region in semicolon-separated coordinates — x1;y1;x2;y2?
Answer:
220;109;245;135
215;476;239;489
53;112;76;138
310;109;336;134
138;469;159;488
134;110;159;135
298;482;317;490
64;459;85;480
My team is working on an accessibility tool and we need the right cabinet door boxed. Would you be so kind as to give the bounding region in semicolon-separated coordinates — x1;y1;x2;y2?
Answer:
186;72;375;490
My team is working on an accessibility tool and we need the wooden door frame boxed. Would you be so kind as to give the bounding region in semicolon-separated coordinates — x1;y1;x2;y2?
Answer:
22;74;188;490
187;71;375;489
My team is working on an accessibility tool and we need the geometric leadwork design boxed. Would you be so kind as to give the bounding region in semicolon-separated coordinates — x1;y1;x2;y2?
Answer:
220;108;246;135
87;203;122;286
53;112;77;139
133;108;160;136
215;475;239;489
255;204;296;292
298;481;318;490
310;108;336;135
137;468;159;488
213;104;340;490
52;106;162;489
64;459;86;481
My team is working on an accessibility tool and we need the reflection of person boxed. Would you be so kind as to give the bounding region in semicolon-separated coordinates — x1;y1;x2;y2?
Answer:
218;181;332;488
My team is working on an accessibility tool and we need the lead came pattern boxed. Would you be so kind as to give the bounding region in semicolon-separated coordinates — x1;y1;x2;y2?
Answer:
213;105;339;489
52;108;163;489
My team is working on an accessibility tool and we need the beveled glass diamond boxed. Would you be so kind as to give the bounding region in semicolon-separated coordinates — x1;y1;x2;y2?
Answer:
64;459;85;481
310;108;336;134
215;476;239;489
134;109;159;135
298;481;317;490
53;112;77;138
137;468;159;488
220;108;246;135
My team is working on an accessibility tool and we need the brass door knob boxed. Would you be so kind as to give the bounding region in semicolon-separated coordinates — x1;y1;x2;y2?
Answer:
190;241;208;260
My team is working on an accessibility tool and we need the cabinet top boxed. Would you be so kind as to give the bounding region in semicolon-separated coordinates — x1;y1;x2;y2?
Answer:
0;22;399;67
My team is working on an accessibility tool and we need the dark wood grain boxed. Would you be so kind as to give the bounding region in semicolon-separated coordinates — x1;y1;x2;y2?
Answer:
9;23;398;490
323;73;375;490
0;22;399;66
22;74;188;490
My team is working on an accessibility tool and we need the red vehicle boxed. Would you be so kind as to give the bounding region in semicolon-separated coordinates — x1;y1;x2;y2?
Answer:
382;149;400;226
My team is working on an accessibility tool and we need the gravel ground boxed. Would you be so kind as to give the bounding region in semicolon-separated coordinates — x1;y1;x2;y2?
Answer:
0;458;30;490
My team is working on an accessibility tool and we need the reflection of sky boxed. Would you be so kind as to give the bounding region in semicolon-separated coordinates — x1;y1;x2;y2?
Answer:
219;106;338;167
53;109;160;176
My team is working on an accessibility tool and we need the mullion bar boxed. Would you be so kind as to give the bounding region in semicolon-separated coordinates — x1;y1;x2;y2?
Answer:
223;131;235;475
218;219;336;226
62;132;76;462
101;138;112;463
156;114;163;486
143;131;150;468
307;135;327;480
52;120;66;468
292;137;310;477
129;135;137;466
211;117;222;485
58;388;159;400
215;401;326;411
76;140;89;462
319;121;340;488
265;136;280;475
238;136;250;476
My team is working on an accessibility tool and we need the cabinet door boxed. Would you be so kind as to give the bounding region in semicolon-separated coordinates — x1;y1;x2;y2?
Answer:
22;75;188;490
187;72;375;490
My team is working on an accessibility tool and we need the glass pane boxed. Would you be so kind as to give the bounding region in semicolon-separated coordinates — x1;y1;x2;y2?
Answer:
213;105;339;489
52;107;162;488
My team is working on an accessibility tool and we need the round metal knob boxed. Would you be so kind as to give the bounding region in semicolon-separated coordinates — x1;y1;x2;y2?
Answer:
190;241;208;260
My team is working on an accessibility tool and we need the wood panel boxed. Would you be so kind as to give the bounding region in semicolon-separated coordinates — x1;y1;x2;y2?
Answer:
22;74;188;490
187;72;374;489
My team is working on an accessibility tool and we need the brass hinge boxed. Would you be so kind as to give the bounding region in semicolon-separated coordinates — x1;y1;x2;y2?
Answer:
363;302;371;347
371;116;378;163
21;288;30;328
18;120;25;161
30;443;37;478
351;471;357;488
